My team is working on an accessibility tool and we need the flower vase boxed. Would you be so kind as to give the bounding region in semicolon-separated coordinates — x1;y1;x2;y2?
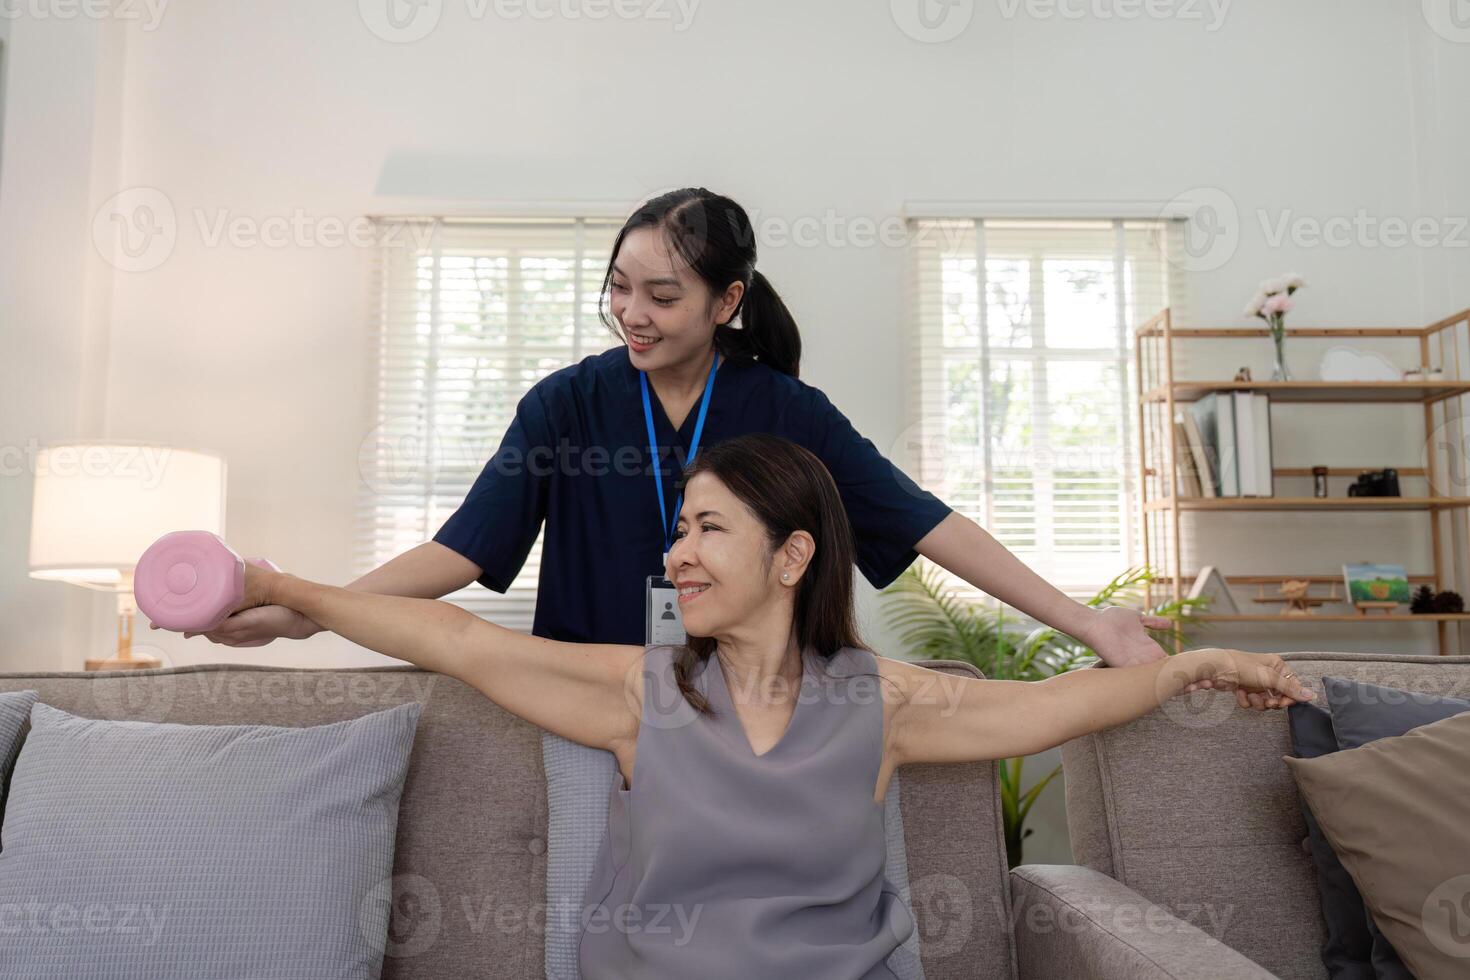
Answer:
1270;324;1293;382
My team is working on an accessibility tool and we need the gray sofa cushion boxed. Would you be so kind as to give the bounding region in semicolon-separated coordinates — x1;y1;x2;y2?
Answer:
0;699;422;979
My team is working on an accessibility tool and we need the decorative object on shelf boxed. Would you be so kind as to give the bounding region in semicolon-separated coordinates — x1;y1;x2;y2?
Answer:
1233;367;1253;382
1318;345;1402;382
1244;273;1307;381
1346;468;1401;497
1249;579;1341;615
1343;562;1411;616
1402;366;1445;382
1279;579;1314;616
1187;565;1240;613
1410;584;1465;614
1312;465;1329;497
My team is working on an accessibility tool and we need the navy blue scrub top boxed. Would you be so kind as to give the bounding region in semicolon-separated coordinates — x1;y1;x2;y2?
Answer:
432;345;953;645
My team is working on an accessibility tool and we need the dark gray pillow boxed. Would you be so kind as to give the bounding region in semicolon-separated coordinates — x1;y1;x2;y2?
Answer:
1292;676;1470;980
0;700;423;979
0;690;38;836
1287;701;1376;980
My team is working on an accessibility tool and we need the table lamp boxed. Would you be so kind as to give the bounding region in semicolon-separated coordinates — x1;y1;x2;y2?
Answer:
28;442;227;670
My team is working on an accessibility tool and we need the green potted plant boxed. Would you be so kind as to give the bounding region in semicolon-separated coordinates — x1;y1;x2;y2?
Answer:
880;562;1211;867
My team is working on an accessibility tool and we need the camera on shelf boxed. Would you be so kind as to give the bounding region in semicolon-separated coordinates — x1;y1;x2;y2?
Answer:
1346;468;1401;497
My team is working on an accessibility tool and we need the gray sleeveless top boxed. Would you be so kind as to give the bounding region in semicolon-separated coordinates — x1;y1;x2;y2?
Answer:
577;643;916;978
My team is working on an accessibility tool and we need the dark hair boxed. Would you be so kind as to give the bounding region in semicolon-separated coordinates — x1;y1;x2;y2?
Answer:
670;434;865;713
598;187;803;377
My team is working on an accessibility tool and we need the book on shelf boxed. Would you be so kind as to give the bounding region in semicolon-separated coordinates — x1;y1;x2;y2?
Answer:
1181;390;1273;498
1172;417;1204;497
1176;412;1215;498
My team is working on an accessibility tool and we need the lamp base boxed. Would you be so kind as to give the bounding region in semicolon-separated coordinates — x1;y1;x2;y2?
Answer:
87;574;166;671
85;651;164;672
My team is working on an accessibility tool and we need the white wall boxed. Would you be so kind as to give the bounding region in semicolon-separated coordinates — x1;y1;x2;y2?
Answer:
2;0;1468;862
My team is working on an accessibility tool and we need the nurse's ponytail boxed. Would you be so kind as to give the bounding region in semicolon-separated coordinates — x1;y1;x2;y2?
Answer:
599;187;803;378
715;269;802;379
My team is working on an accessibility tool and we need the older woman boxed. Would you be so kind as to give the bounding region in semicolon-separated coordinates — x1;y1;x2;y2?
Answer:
228;434;1310;979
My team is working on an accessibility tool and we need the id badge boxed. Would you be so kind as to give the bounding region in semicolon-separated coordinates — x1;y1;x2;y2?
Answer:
645;575;687;646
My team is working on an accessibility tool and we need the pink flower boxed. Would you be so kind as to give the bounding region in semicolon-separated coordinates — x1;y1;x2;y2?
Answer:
1262;293;1294;316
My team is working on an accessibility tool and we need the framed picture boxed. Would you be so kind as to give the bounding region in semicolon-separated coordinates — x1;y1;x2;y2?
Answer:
1343;563;1411;606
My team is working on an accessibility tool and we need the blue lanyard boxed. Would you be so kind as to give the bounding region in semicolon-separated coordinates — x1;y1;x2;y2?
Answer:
641;351;721;561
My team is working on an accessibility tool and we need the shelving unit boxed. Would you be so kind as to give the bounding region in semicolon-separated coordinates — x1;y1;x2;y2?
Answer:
1135;308;1470;655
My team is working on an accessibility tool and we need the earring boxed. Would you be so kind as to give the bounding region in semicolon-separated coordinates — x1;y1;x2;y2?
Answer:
782;573;789;581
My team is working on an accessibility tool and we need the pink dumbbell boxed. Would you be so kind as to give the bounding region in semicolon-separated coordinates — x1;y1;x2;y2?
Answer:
135;530;280;632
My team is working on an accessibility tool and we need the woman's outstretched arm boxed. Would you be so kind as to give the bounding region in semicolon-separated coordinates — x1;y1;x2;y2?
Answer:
886;647;1315;766
240;566;643;753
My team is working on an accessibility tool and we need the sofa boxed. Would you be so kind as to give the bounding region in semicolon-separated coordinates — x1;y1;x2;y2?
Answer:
1059;649;1470;979
0;652;1406;980
0;658;1016;979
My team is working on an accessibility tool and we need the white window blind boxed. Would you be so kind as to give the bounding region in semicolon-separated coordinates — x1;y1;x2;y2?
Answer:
904;217;1189;602
356;216;623;630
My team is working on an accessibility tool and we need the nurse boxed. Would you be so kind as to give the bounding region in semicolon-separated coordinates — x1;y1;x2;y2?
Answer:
178;186;1258;706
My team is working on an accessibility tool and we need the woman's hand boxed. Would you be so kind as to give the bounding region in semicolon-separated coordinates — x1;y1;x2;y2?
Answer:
146;567;320;647
1186;647;1315;709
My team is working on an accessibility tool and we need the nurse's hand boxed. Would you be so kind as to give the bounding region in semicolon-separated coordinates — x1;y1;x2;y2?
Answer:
148;604;323;647
1084;606;1172;668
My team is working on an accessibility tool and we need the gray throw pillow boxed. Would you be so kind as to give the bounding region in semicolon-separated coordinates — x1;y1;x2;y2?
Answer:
0;700;422;979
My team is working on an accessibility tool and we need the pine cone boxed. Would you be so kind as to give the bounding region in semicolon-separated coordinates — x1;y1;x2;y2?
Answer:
1411;584;1437;613
1434;590;1465;614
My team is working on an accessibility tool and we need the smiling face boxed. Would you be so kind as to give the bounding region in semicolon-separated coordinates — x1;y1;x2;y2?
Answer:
608;226;743;372
665;471;811;638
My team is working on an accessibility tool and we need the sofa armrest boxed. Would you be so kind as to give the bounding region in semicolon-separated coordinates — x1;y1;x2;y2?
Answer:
1009;864;1278;980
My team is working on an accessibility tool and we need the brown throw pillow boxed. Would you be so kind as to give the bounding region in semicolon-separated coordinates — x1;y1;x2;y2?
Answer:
1283;710;1470;980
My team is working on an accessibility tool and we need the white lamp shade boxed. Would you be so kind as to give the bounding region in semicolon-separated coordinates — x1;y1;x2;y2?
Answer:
29;442;226;586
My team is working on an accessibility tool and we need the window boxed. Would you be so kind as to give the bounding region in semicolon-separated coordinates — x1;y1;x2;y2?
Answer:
355;216;622;630
903;218;1188;603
